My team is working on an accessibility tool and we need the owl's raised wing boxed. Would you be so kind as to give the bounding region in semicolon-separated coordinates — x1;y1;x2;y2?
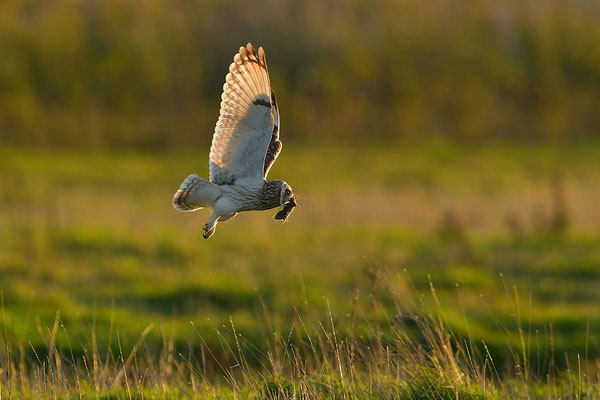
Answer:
209;43;276;186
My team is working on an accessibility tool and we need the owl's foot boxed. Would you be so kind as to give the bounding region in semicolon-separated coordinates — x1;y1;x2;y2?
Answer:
203;223;216;239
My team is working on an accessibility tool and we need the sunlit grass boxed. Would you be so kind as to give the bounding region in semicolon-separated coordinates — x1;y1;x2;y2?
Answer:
0;141;599;397
0;275;597;399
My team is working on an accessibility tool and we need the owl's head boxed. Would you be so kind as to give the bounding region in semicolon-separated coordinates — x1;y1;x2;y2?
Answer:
279;181;295;205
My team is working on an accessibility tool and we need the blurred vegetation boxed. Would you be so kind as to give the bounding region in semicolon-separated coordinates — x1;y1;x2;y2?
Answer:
0;142;598;372
1;0;600;148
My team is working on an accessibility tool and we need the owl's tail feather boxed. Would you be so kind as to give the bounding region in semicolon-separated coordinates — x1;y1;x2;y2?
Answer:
173;174;221;212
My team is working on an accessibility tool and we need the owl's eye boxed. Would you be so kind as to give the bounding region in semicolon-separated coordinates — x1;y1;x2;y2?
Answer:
284;189;291;195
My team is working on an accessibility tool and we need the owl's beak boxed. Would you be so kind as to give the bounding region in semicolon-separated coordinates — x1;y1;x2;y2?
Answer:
287;196;300;208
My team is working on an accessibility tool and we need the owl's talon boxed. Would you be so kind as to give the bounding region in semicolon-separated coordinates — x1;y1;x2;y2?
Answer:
203;223;215;239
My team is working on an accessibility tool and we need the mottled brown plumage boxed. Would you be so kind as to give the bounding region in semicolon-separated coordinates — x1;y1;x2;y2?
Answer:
260;180;286;210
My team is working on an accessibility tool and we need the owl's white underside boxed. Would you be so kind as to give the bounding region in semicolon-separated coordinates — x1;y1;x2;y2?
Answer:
173;174;267;214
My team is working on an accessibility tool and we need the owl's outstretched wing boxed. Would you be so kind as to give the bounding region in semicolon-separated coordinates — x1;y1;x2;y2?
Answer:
209;43;277;186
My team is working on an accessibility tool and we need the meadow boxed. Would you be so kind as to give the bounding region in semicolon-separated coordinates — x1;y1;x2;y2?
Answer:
0;140;599;398
1;0;600;396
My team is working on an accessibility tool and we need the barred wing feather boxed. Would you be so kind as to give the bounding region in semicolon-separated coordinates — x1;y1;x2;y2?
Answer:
263;89;282;178
209;43;275;186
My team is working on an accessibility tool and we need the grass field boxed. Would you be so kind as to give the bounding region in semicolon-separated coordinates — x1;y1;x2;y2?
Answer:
0;140;599;398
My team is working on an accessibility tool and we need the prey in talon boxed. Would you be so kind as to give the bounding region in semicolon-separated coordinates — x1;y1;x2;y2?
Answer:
275;197;299;223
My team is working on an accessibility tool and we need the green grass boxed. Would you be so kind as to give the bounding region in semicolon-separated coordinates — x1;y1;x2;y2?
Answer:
0;140;599;397
0;280;597;399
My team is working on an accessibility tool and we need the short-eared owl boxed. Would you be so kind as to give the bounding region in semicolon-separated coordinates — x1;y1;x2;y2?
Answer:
173;43;297;238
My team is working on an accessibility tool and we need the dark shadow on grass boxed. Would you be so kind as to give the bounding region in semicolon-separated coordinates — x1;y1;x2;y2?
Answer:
55;229;144;259
116;285;269;315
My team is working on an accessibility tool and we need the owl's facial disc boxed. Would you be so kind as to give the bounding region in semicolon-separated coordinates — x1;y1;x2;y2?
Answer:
280;182;295;205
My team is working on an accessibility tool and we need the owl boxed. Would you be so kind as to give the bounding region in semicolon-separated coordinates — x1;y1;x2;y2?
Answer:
173;43;297;238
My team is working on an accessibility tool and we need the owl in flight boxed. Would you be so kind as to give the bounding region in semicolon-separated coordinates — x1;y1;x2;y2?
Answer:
173;43;298;239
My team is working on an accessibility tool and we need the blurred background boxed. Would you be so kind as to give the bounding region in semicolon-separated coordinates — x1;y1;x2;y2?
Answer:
2;0;600;147
0;0;599;372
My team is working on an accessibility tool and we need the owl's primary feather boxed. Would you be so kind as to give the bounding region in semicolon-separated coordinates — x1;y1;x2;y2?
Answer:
173;43;297;239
